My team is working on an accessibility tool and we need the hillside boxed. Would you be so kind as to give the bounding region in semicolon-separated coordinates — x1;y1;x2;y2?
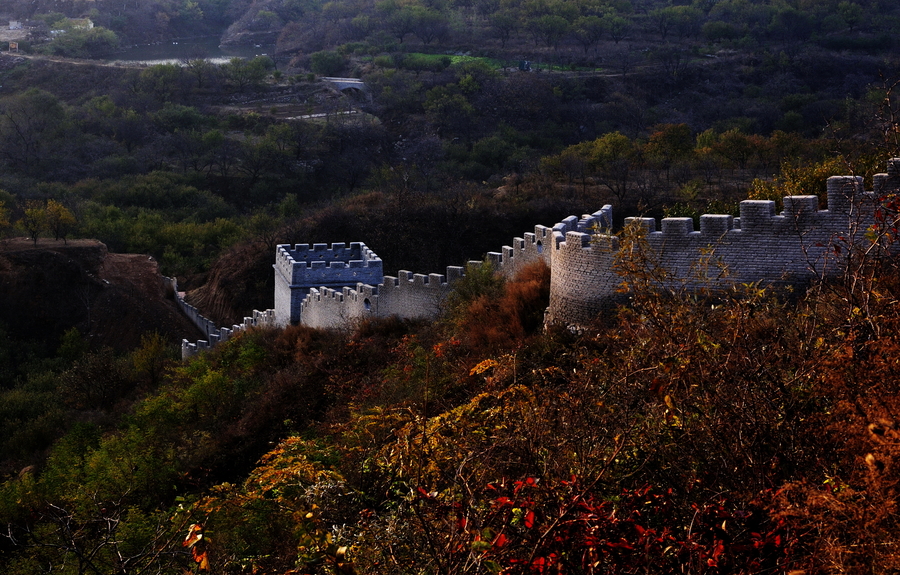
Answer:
3;230;900;573
0;238;202;353
4;0;900;569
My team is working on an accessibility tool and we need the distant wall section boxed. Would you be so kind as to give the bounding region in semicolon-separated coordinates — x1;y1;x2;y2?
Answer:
170;277;276;359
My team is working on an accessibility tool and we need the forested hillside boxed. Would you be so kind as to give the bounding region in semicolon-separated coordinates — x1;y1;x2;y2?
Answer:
2;0;900;571
4;230;900;573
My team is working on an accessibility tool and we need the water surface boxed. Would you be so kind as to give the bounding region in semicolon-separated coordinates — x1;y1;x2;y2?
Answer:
105;36;276;65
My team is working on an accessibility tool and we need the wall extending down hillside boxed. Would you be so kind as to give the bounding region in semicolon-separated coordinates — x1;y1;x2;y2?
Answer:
181;160;900;357
172;277;275;358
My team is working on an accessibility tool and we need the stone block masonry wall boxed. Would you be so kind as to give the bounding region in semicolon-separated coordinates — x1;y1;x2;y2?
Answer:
298;267;466;329
545;175;880;327
274;242;383;326
174;161;898;356
485;206;613;280
170;278;276;359
376;269;464;319
293;206;614;329
181;309;276;359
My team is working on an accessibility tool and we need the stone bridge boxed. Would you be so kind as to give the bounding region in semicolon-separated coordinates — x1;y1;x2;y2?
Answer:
321;77;369;94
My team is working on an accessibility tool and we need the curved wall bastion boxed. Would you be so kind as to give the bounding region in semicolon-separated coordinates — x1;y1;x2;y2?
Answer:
181;160;900;358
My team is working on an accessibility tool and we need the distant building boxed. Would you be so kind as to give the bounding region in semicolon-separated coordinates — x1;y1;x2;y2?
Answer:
9;20;44;30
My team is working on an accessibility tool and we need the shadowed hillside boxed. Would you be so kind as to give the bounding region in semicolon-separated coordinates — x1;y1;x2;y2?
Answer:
0;238;202;353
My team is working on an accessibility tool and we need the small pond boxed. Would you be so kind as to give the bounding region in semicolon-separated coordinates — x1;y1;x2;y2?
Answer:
104;36;276;65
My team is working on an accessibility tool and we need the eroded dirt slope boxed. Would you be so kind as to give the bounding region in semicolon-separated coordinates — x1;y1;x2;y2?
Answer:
184;240;274;327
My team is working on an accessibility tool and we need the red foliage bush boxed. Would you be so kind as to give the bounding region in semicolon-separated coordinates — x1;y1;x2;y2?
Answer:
455;260;551;356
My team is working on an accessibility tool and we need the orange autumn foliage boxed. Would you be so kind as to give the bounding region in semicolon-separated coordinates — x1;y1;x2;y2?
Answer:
454;260;550;356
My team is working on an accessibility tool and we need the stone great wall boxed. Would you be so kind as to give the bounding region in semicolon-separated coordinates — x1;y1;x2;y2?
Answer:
181;160;900;358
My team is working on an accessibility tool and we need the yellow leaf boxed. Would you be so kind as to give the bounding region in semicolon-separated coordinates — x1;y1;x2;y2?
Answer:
470;359;498;376
664;395;675;411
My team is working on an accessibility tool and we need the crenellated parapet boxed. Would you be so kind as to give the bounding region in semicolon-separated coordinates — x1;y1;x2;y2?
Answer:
297;266;466;329
172;275;277;359
483;206;613;279
275;242;382;285
375;268;463;320
545;171;883;327
274;242;383;326
873;157;900;193
181;309;276;359
175;160;899;356
291;207;616;329
282;166;887;332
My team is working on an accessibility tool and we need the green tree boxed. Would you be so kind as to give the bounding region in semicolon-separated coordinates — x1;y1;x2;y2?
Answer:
424;86;477;139
606;14;631;43
131;332;174;388
749;156;847;208
0;89;70;176
527;14;569;48
310;50;346;76
489;10;519;47
412;8;450;45
46;199;76;243
57;326;88;364
585;131;639;204
645;123;694;182
237;135;287;187
838;0;863;29
712;128;759;171
668;5;704;39
60;349;133;410
649;6;675;40
136;64;190;104
542;144;588;186
221;57;270;92
41;26;119;58
33;12;67;27
19;200;47;245
179;0;205;24
768;7;814;41
572;15;605;53
386;6;418;43
184;58;218;90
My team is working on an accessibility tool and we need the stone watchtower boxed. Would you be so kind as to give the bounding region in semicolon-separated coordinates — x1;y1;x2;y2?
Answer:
274;242;383;326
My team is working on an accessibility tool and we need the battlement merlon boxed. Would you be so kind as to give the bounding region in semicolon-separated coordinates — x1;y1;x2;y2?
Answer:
826;175;865;214
874;159;900;193
578;205;614;232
